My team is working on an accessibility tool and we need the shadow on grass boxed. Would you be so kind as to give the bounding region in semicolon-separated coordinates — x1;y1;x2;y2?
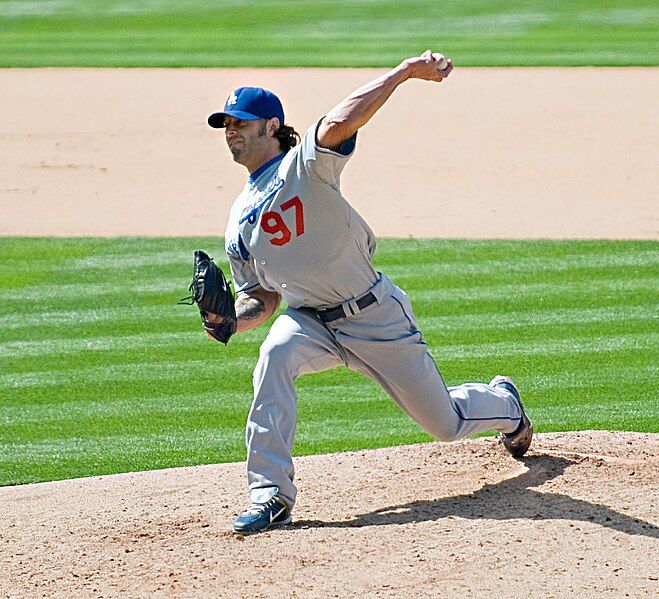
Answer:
293;454;658;539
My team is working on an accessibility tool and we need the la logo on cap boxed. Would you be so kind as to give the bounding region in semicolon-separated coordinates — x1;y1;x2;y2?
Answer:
227;91;238;106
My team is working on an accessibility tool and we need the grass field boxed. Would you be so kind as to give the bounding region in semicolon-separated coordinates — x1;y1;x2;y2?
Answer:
1;0;658;67
1;237;657;486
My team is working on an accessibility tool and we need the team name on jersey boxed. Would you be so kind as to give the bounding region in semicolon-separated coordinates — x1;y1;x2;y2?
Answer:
239;176;285;224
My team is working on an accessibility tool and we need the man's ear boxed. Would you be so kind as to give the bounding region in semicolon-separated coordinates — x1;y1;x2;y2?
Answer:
268;117;281;137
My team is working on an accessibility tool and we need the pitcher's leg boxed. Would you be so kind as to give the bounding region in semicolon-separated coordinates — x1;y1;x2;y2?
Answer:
247;308;344;509
331;278;523;442
348;339;522;441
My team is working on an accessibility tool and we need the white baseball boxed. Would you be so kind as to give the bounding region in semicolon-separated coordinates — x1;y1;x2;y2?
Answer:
433;54;449;71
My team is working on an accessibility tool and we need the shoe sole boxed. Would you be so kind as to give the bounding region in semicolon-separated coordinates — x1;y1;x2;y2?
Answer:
501;413;533;459
490;376;533;459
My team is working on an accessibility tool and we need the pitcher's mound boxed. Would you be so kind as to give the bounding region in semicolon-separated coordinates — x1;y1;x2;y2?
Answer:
2;431;658;598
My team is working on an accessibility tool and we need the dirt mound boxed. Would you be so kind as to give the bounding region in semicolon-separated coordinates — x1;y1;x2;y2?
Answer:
1;431;657;598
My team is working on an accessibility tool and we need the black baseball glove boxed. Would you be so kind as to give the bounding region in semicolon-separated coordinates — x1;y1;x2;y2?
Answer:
179;250;237;344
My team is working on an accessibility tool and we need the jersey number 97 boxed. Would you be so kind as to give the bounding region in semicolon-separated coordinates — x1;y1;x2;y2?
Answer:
261;196;305;247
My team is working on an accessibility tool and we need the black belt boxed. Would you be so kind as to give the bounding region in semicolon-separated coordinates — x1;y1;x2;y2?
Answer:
315;292;377;323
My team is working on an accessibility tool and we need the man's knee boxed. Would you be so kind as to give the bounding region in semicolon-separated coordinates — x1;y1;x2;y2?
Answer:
416;408;462;442
413;414;460;442
259;337;292;364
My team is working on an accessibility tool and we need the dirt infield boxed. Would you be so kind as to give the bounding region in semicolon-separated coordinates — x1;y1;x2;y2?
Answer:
1;67;657;238
1;431;657;598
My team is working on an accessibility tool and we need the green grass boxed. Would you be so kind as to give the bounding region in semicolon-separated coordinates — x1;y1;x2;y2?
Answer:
0;237;657;486
1;0;657;67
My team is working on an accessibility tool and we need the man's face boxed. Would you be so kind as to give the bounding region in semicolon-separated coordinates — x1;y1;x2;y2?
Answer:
224;116;268;164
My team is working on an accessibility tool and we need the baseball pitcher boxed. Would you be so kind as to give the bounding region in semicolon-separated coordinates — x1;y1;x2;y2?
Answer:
199;51;533;534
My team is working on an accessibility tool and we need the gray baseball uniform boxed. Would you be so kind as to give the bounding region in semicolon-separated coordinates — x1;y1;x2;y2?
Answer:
225;119;522;508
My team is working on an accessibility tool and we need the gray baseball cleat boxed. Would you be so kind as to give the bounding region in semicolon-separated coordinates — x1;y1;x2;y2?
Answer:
490;375;533;459
232;496;292;534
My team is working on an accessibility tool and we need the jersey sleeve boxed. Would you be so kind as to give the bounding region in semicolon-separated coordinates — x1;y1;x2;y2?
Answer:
226;235;261;294
296;117;357;185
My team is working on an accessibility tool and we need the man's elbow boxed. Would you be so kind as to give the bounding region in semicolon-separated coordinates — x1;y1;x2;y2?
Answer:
254;289;281;311
317;116;354;151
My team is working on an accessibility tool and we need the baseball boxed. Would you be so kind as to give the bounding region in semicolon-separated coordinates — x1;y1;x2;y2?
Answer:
434;54;449;71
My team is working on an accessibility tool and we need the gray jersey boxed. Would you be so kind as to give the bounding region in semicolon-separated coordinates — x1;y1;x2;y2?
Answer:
225;119;377;309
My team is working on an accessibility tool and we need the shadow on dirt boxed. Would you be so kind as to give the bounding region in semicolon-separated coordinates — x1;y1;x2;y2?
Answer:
294;454;658;539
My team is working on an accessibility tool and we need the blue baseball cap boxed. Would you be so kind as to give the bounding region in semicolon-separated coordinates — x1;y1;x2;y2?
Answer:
208;87;285;128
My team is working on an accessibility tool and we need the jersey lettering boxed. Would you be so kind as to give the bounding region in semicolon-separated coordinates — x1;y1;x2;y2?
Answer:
261;196;305;246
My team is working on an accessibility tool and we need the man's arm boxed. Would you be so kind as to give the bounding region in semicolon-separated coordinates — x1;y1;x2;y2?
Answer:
317;50;453;151
234;287;281;333
205;286;281;339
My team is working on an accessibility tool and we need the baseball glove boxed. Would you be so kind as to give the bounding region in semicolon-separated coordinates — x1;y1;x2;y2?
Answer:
179;250;237;344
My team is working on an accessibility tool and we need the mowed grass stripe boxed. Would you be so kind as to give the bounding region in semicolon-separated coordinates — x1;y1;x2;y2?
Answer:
1;392;237;424
19;248;658;274
0;280;184;301
385;250;659;273
1;305;188;329
0;430;240;463
5;388;656;453
2;309;655;357
2;303;653;336
1;238;651;267
1;413;430;487
1;276;656;308
525;366;659;392
0;450;236;486
526;399;658;431
426;334;657;361
4;347;653;409
2;383;377;424
418;305;655;330
0;237;657;485
0;356;255;389
0;331;203;357
5;390;406;444
3;246;655;278
49;249;195;270
4;375;381;414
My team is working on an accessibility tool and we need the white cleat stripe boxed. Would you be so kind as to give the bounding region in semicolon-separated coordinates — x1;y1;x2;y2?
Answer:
270;507;285;523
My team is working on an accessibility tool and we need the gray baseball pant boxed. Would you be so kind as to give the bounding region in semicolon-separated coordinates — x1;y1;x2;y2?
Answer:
245;274;522;508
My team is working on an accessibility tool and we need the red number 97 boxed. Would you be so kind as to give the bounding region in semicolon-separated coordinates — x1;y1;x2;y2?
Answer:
260;196;305;247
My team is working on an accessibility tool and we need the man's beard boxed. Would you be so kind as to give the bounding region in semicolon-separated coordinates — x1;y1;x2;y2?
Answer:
230;120;267;160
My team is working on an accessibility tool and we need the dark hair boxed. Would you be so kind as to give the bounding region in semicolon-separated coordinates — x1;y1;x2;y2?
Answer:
276;124;300;152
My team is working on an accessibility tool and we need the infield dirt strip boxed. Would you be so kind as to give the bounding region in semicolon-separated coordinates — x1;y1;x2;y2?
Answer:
0;67;657;238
